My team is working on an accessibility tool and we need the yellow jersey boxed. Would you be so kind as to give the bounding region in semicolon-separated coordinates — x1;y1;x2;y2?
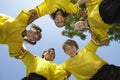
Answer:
35;0;79;17
21;51;68;80
86;0;113;41
61;39;107;80
0;9;32;57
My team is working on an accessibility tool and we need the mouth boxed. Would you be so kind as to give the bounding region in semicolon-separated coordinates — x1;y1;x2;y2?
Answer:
70;52;73;55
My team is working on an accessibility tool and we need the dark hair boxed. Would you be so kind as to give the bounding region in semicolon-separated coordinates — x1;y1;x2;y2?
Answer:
42;48;55;59
21;73;47;80
50;9;69;20
24;24;42;45
63;39;79;51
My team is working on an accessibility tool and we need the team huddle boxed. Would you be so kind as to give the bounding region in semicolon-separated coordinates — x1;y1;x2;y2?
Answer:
1;0;120;80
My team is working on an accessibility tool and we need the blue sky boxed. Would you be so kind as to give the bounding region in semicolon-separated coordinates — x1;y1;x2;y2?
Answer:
0;0;120;80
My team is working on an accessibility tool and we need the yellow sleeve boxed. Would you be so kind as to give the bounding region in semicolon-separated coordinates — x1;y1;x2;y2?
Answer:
91;27;109;41
34;0;80;17
63;3;79;14
34;2;48;17
59;63;66;70
0;13;11;22
97;29;109;41
21;50;37;67
15;9;32;25
8;42;23;57
55;65;69;80
87;0;109;42
85;39;99;53
34;0;57;17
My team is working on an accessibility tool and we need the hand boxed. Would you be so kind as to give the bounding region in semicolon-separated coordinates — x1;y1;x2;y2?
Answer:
91;32;98;41
99;40;109;47
15;44;26;59
79;9;88;19
27;9;38;25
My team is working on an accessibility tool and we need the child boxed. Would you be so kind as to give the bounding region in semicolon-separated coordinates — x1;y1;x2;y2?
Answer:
0;10;42;57
74;17;109;46
75;0;120;46
28;0;87;27
17;47;69;80
61;32;120;80
74;17;89;31
77;0;120;24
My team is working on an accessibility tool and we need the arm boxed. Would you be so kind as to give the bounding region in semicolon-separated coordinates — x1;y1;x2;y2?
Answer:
83;30;106;53
91;32;109;47
99;40;109;46
27;9;39;25
15;9;32;26
14;44;27;59
14;44;37;60
55;68;70;80
78;9;87;20
15;45;39;69
84;32;99;53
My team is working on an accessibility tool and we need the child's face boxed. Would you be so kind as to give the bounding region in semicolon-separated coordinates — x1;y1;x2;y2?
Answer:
64;45;77;57
43;49;55;61
74;20;89;31
26;29;41;41
54;15;65;27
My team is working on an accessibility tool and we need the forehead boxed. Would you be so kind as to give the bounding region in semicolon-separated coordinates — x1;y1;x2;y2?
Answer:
65;45;73;49
44;49;55;54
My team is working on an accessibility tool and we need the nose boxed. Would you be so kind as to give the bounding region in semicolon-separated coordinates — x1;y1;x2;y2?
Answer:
57;15;62;20
57;17;61;21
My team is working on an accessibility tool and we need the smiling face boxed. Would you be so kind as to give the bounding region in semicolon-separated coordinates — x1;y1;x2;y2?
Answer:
42;48;55;61
26;29;41;42
74;20;89;31
54;10;65;27
54;15;65;27
64;45;77;57
63;39;79;57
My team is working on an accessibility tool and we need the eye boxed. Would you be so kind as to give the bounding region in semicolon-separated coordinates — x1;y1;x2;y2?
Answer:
65;48;71;52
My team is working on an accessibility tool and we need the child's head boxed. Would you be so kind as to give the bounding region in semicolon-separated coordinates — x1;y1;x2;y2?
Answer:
24;24;42;45
42;48;55;61
50;9;69;28
74;20;89;32
63;39;79;57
